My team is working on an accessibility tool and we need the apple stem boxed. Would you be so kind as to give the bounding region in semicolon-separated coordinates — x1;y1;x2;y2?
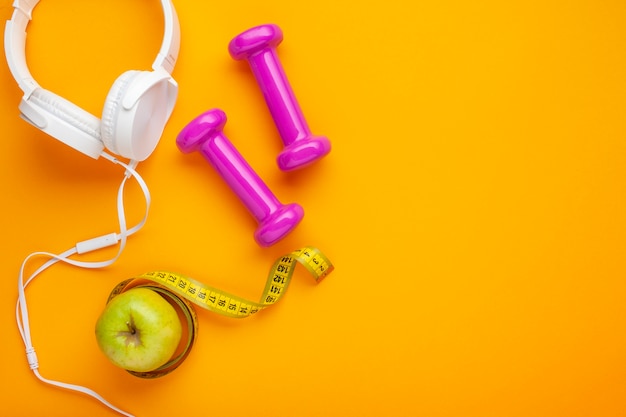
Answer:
126;321;136;335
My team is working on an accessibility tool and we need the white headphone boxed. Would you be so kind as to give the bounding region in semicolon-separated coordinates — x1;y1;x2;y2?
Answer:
7;2;182;416
4;0;181;162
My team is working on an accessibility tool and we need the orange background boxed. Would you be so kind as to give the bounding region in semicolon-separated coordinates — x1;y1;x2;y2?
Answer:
1;0;626;416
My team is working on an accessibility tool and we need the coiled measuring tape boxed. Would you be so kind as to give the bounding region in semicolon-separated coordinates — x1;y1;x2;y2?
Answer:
105;246;333;378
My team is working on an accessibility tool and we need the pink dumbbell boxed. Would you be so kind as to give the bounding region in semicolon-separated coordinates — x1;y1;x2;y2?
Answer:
176;108;304;247
228;24;331;171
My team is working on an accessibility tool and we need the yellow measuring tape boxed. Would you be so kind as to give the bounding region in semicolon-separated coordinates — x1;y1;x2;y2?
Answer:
105;246;333;378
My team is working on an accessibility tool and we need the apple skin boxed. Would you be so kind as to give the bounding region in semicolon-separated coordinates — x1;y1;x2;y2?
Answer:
95;287;183;373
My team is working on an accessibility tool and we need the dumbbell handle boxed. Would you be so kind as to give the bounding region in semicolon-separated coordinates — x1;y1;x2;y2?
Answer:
200;127;280;221
244;45;309;145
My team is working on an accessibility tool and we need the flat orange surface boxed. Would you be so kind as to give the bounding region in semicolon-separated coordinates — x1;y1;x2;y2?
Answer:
2;1;626;416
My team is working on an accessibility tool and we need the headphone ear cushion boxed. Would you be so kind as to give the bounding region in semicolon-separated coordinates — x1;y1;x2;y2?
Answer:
30;88;102;140
101;70;141;156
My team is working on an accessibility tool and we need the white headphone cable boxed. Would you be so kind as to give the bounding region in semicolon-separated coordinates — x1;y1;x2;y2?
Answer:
16;154;152;417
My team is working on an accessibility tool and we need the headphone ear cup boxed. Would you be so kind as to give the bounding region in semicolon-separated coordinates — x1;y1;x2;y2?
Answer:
101;70;173;161
101;70;141;157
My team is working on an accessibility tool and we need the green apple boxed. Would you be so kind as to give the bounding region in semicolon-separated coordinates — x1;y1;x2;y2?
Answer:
95;287;183;373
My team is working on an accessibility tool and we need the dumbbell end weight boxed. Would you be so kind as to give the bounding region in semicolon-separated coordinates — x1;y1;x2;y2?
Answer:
228;24;283;60
277;134;331;171
254;202;304;247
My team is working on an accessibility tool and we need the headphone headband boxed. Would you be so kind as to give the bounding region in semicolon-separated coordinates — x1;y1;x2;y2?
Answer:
4;0;181;98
